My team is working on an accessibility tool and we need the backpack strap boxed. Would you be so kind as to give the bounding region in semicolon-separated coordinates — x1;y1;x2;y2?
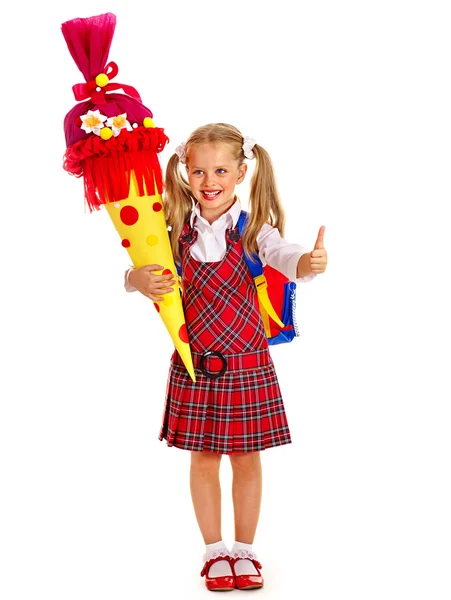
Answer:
237;210;285;334
176;240;182;277
175;222;191;278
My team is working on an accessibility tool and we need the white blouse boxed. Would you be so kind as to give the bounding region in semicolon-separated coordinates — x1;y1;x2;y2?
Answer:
124;199;316;292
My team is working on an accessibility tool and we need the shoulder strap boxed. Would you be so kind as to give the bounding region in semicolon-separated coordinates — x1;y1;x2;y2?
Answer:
176;240;182;277
237;210;264;277
175;223;191;278
237;210;285;332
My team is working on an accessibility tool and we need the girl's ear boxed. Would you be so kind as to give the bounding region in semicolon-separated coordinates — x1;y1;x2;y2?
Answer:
237;163;247;184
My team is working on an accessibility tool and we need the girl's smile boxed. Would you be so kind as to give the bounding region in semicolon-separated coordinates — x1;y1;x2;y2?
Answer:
201;190;222;200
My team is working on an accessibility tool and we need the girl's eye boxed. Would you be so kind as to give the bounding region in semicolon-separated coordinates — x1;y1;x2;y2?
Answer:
217;169;226;174
193;170;203;175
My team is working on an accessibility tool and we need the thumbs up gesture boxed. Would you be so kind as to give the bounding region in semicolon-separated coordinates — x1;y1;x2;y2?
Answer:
309;226;328;274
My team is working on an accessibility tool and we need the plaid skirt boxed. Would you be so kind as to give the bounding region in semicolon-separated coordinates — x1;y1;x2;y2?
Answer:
159;348;292;454
158;220;292;454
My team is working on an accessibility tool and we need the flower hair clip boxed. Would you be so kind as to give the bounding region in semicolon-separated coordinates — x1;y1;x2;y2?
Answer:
242;136;256;159
175;142;187;164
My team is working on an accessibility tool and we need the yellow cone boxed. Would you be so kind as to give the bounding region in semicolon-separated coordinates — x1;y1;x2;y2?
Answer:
104;172;196;382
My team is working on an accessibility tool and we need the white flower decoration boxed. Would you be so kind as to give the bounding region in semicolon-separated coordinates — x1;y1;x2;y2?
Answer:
105;113;133;137
242;136;257;159
175;142;187;163
80;109;107;136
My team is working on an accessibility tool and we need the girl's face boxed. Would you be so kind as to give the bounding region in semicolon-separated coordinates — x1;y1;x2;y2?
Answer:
186;142;247;223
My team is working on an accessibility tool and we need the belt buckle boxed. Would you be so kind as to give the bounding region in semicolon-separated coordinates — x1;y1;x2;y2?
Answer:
199;351;227;379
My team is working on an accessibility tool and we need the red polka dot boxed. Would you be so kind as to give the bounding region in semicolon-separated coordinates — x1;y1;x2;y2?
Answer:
120;205;139;226
178;324;189;343
75;117;82;126
162;269;172;275
121;239;131;248
152;202;163;212
154;303;160;312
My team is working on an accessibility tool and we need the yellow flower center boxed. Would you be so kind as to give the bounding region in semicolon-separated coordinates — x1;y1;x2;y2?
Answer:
112;115;126;128
84;115;101;128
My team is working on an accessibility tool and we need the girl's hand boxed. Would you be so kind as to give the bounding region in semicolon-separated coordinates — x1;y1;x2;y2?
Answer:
310;226;328;274
128;264;176;302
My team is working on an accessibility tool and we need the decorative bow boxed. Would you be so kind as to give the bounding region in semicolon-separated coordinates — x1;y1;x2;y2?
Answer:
175;141;187;163
242;136;256;159
72;61;142;105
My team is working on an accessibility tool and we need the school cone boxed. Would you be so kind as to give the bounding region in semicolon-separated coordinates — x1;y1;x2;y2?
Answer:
103;175;195;381
61;11;196;381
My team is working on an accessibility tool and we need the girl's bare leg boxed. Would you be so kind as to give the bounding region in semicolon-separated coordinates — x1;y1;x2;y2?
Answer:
229;451;262;543
190;450;223;544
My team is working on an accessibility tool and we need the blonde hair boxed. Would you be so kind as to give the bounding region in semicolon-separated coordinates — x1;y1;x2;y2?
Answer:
163;122;286;267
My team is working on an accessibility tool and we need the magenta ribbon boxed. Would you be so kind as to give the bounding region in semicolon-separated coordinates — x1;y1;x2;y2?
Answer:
72;61;142;104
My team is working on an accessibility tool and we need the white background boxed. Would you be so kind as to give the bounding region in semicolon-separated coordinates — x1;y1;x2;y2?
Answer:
1;1;450;598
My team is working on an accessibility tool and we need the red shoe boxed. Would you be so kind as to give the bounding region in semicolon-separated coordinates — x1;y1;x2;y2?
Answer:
201;555;235;592
231;557;264;590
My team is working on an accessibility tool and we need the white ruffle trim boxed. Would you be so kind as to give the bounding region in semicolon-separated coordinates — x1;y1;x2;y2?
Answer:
231;549;258;561
203;548;231;562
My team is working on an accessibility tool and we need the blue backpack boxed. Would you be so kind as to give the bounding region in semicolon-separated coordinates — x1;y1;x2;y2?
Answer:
237;210;299;345
176;210;300;345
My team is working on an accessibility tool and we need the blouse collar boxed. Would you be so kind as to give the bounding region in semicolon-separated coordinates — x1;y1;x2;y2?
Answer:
190;197;242;229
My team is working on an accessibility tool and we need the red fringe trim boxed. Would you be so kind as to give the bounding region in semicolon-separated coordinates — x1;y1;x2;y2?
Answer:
63;126;169;211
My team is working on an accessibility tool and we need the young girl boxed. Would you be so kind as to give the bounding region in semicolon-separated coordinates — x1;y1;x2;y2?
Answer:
125;123;328;591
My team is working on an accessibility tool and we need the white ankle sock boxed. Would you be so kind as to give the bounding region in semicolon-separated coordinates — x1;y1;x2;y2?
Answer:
204;540;232;578
231;541;259;576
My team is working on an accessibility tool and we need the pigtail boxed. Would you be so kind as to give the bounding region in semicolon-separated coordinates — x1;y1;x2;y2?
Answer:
163;153;193;266
241;144;286;261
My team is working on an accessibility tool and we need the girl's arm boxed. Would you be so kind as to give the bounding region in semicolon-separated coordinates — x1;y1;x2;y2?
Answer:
296;253;314;278
256;223;316;283
124;267;137;292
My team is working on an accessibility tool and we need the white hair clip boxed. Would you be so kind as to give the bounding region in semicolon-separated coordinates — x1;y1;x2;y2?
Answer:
175;142;187;164
242;136;256;160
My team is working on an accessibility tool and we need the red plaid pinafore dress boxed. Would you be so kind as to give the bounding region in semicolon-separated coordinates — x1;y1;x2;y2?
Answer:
158;221;292;454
